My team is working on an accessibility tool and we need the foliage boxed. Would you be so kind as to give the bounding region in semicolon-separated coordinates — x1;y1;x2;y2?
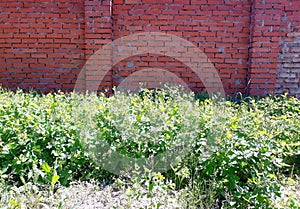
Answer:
0;89;111;187
0;87;299;208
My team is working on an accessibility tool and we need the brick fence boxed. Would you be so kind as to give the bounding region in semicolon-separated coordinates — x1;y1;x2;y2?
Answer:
0;0;299;96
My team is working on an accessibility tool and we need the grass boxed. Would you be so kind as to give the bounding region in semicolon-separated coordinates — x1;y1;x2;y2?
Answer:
0;86;299;208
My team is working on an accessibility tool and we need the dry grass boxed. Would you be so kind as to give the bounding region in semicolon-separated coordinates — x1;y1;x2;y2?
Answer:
1;177;299;209
1;180;186;209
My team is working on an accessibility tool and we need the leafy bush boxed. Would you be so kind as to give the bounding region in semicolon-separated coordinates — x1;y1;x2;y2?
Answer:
0;89;111;186
171;95;300;208
0;87;299;208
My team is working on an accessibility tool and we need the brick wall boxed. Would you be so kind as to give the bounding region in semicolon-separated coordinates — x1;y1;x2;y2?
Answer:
0;0;85;92
0;0;299;96
277;1;300;97
112;0;251;95
247;0;284;96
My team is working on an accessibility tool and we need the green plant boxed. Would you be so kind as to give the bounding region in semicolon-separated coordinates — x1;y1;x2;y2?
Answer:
0;86;299;208
0;88;112;187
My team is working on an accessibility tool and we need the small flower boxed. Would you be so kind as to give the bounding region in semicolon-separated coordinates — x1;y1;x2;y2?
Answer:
269;174;276;179
154;172;165;180
241;162;247;167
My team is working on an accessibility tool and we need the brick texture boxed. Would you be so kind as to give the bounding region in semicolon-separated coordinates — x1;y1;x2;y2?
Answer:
83;0;112;92
0;0;299;96
112;0;251;95
276;1;300;97
0;0;85;92
247;0;284;96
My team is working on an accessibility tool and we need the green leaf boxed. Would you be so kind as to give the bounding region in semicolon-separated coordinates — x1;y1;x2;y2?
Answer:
9;199;19;207
42;162;51;173
19;175;26;185
148;183;154;192
137;113;142;122
51;174;60;186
